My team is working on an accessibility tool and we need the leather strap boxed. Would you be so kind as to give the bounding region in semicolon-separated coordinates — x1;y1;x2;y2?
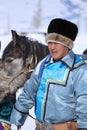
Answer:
35;120;77;130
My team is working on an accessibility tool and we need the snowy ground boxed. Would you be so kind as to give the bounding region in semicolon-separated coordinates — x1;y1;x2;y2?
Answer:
0;33;87;130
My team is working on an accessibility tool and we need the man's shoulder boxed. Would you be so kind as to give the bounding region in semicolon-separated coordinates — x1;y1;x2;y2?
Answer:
74;54;87;68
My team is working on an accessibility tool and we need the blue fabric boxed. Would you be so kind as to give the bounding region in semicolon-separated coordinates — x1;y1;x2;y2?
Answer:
36;61;69;121
38;55;50;78
10;50;87;128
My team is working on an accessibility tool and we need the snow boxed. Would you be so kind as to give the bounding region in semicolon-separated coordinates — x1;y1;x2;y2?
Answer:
0;34;11;58
0;0;87;34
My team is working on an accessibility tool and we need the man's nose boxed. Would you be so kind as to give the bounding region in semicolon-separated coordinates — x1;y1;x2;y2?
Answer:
51;43;56;49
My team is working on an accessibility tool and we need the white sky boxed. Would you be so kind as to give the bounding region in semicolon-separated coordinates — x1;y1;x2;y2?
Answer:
0;0;87;34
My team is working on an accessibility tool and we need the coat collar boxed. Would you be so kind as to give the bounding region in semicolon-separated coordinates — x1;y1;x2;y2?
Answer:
45;50;75;69
61;50;75;69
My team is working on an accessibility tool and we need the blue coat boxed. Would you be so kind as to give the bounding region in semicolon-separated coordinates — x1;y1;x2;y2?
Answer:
10;50;87;128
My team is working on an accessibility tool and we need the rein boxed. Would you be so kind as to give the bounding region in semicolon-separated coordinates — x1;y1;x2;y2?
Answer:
16;112;36;130
15;107;36;130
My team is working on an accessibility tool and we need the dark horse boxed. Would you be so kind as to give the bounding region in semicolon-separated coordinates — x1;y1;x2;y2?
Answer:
0;30;49;101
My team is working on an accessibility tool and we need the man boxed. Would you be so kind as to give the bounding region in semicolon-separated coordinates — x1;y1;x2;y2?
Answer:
10;18;87;130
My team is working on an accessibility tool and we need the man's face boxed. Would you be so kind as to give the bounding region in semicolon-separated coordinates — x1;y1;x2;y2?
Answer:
48;42;69;60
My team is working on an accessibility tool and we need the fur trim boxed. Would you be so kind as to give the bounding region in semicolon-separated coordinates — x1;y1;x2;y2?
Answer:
45;33;74;49
47;18;78;41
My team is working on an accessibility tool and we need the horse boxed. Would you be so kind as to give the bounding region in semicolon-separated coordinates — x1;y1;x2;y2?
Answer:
0;30;49;101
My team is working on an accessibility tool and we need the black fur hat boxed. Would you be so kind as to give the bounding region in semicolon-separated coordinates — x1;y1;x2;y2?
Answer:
47;18;78;41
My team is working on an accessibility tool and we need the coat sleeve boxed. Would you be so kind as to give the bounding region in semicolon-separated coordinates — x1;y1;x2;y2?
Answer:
73;65;87;128
10;106;28;126
10;68;40;126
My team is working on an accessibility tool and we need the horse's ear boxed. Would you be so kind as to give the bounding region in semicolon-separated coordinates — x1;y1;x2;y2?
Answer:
11;30;19;45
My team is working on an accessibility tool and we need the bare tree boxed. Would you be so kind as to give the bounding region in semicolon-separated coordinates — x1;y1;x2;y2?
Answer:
31;0;42;30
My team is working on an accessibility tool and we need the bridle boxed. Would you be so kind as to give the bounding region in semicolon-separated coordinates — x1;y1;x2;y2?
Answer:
1;67;33;87
0;65;34;102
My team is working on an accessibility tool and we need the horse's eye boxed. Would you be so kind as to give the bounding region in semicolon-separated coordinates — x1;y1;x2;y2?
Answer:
5;58;14;63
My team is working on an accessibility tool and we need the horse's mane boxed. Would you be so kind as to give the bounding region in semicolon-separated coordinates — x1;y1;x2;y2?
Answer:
2;31;49;62
2;30;49;70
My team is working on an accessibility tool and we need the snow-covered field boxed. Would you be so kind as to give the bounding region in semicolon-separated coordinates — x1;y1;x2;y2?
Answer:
0;33;87;130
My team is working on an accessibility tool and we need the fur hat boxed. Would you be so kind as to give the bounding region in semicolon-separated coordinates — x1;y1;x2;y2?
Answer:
45;18;78;49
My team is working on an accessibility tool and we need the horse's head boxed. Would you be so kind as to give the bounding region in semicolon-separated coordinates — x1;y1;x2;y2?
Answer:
2;30;29;76
0;30;49;101
0;30;34;100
